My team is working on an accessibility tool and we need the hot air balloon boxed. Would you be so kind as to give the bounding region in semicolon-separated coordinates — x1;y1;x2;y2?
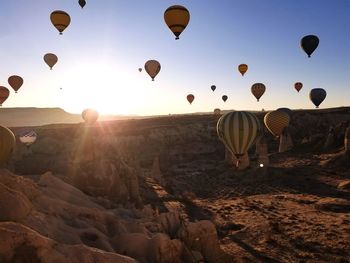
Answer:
238;64;248;76
18;130;37;148
138;68;142;72
222;95;228;102
214;108;221;115
301;35;319;57
187;94;194;104
0;86;10;106
276;107;293;118
44;53;58;70
82;109;99;124
217;111;261;159
164;5;190;40
50;10;71;35
251;83;266;102
294;82;303;92
0;126;16;165
78;0;86;8
211;85;216;92
145;60;161;81
264;110;290;137
8;75;23;93
309;88;327;108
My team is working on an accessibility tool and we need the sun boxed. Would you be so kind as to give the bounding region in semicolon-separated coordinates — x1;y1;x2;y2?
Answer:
59;60;148;115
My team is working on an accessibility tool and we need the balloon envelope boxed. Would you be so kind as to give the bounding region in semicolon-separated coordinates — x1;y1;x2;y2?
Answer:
238;64;248;76
44;53;58;69
301;35;319;57
0;86;10;106
164;5;190;40
217;111;261;158
264;110;290;137
82;109;99;124
50;10;71;35
0;126;16;165
251;83;266;102
187;94;194;104
8;75;23;93
144;60;161;81
78;0;86;8
294;82;303;92
211;85;216;92
309;88;326;108
18;130;37;147
222;95;228;102
214;108;221;115
276;107;293;118
138;68;142;72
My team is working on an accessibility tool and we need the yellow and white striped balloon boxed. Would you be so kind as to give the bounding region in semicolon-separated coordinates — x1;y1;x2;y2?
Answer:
264;110;290;137
217;111;261;158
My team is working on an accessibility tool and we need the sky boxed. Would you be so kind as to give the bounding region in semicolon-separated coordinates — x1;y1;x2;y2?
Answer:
0;0;349;115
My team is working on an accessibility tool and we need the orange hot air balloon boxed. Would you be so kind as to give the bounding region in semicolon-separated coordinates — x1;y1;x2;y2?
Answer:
264;110;290;137
187;94;194;104
0;87;10;106
164;5;190;40
82;109;99;124
294;82;303;92
50;10;71;35
145;60;161;81
8;75;23;93
44;53;58;70
238;64;248;76
251;83;266;102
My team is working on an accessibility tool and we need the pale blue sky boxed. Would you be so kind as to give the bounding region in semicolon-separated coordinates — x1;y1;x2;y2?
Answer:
0;0;349;115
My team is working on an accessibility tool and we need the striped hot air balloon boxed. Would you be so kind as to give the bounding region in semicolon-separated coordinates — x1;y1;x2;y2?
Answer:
164;5;190;40
251;83;266;102
238;64;248;76
217;111;261;159
0;126;16;165
264;110;290;137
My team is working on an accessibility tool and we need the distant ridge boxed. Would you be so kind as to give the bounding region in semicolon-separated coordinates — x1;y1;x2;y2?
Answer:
0;107;138;127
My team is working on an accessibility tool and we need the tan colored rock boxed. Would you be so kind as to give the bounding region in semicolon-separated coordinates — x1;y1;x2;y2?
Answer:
177;220;232;263
156;211;181;237
338;180;350;190
0;222;137;263
0;183;32;221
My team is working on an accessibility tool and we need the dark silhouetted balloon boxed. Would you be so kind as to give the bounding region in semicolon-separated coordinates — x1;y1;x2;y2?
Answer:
294;82;303;92
0;86;10;106
301;35;319;57
222;95;228;102
79;0;86;8
164;5;190;40
187;94;194;104
145;60;161;81
251;83;265;101
138;68;142;72
8;75;23;93
50;10;71;35
211;85;216;91
309;88;326;108
276;107;293;118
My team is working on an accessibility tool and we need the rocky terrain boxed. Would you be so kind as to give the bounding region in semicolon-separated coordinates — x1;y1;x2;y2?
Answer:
1;107;350;262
